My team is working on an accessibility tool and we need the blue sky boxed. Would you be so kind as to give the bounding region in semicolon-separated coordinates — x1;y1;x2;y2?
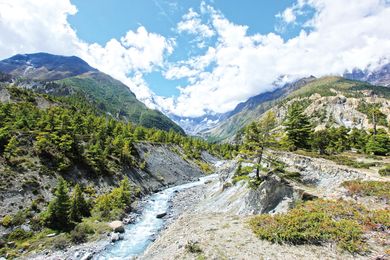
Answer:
68;0;303;96
1;0;388;117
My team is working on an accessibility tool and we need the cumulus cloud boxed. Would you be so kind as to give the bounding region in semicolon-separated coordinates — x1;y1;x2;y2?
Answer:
0;0;173;106
1;0;390;119
161;0;390;117
177;8;215;48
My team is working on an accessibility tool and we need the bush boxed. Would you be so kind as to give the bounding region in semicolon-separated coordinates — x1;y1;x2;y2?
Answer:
185;241;203;254
342;180;390;200
249;199;389;253
379;165;390;176
70;223;94;244
1;215;12;227
8;228;33;241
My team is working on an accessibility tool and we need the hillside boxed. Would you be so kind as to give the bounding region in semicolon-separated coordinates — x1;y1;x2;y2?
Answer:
201;76;390;142
0;53;184;134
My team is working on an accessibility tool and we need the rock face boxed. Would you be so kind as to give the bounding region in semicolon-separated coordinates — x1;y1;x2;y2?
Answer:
195;160;305;215
108;221;125;233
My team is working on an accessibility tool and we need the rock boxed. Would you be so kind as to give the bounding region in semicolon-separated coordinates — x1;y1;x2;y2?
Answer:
110;233;120;242
74;251;81;258
156;212;167;218
119;234;124;240
46;233;57;237
204;180;212;184
109;220;125;233
81;252;93;260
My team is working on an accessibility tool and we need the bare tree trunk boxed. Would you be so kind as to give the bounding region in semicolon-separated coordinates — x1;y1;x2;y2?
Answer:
255;147;264;180
373;113;377;135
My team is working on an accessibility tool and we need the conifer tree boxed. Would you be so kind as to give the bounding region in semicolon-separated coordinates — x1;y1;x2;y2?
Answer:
242;111;277;180
44;177;71;231
284;102;312;150
69;184;90;223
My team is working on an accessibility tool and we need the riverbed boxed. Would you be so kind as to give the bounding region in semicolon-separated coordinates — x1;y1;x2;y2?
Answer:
94;174;217;260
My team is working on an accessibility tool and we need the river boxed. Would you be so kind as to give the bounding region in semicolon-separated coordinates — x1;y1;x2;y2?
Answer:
95;174;217;260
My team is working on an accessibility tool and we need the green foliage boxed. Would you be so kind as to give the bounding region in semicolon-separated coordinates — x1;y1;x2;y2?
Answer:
70;222;94;244
1;215;12;227
366;133;390;155
379;165;390;176
284;102;312;150
249;199;389;253
342;180;390;200
185;241;203;254
69;184;90;223
92;177;135;221
357;102;388;128
42;177;72;231
8;228;33;241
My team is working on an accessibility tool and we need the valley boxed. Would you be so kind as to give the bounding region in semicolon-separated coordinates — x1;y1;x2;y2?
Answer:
0;53;389;260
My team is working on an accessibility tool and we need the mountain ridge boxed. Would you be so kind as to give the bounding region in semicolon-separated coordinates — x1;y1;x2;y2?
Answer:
0;53;184;133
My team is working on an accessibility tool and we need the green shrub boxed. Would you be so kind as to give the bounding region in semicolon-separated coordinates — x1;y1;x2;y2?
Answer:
70;222;94;244
8;228;33;241
249;199;389;253
379;165;390;176
1;215;12;227
185;241;203;254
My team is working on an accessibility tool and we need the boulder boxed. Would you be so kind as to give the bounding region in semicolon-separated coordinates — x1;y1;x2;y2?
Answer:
109;221;125;233
46;233;57;238
156;212;167;218
80;252;93;260
110;233;120;242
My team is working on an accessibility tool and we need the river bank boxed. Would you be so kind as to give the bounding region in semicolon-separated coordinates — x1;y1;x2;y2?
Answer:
23;173;219;260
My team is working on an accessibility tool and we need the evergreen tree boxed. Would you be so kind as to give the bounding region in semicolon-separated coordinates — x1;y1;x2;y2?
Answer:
44;177;71;231
366;132;390;155
311;129;330;154
284;103;312;150
69;184;90;223
242;111;277;180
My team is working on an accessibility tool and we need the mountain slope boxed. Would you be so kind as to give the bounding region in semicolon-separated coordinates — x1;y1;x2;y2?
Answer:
0;53;184;133
343;62;390;87
201;76;390;142
199;77;316;142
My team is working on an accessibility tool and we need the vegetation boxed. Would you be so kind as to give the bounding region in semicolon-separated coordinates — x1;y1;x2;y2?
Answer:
249;199;389;253
283;102;312;150
241;111;277;179
342;180;390;200
0;86;235;177
379;165;390;176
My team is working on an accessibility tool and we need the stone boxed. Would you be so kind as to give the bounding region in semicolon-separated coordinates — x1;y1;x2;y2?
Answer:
156;212;167;218
110;233;120;242
46;233;57;238
109;221;125;233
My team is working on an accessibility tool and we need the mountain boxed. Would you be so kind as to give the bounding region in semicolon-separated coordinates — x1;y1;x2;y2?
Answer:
170;113;226;136
0;53;184;133
344;62;390;87
198;76;317;142
200;76;390;142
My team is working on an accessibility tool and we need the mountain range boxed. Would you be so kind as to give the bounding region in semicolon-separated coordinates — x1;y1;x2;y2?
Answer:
0;53;184;134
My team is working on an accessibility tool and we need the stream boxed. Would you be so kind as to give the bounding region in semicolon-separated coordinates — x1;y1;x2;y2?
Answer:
95;174;217;260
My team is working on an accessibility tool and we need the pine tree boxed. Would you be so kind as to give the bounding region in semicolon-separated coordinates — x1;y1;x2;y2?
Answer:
366;132;390;155
284;102;312;150
44;177;71;231
69;184;90;223
242;111;277;180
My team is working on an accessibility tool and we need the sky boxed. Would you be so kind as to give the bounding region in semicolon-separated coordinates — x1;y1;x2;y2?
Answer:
0;0;389;117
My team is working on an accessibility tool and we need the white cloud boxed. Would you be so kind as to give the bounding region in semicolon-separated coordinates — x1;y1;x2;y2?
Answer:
160;0;390;117
277;7;297;24
177;8;214;48
0;0;173;106
1;0;390;119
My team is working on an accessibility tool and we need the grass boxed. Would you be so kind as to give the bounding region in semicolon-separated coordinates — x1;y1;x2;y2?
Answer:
342;180;390;200
249;199;390;254
185;240;203;254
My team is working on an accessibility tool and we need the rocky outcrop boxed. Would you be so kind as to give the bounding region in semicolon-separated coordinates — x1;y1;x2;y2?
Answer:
108;221;125;233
